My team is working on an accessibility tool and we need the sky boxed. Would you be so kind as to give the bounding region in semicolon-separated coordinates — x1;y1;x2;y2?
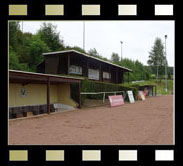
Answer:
21;21;175;66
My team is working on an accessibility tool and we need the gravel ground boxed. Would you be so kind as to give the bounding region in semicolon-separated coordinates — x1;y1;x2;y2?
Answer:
9;95;174;145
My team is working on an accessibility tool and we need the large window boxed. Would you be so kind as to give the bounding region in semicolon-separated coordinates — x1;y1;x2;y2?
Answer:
69;65;82;75
88;69;99;80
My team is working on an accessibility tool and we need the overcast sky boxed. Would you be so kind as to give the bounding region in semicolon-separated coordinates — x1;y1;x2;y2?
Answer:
21;21;175;66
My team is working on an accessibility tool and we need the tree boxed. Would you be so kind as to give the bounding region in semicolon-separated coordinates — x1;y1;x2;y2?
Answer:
37;23;64;51
147;38;166;81
9;46;29;71
87;48;109;61
9;22;21;50
65;46;86;54
9;46;20;70
21;35;50;71
111;53;120;64
88;48;101;58
119;58;151;82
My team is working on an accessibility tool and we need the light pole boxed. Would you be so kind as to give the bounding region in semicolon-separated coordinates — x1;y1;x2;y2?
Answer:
83;21;85;51
164;35;168;92
22;21;24;47
22;21;23;33
120;41;123;61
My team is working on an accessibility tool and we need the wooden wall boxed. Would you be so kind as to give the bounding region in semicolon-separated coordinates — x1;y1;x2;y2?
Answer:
45;55;59;74
44;53;125;84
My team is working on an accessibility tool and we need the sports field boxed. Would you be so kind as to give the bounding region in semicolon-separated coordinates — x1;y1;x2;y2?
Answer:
9;95;174;145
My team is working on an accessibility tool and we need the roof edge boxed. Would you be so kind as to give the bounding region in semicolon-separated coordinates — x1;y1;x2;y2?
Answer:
9;70;84;80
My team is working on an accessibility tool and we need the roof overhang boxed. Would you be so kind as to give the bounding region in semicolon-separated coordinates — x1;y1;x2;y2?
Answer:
42;50;132;72
9;70;83;84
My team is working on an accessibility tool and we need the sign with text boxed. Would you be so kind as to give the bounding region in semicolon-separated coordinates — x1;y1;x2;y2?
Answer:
108;95;124;107
103;72;110;79
88;69;99;80
69;65;82;75
127;91;135;103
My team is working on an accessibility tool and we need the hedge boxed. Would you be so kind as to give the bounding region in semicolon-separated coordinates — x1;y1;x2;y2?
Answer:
71;79;138;105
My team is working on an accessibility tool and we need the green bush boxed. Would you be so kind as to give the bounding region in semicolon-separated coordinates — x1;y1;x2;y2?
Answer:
71;79;138;105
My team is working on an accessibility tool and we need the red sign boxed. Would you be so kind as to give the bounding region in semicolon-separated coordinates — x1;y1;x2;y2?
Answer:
143;90;146;96
108;95;124;107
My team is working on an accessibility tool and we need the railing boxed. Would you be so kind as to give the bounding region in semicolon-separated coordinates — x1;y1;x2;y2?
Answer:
132;80;145;84
80;91;127;103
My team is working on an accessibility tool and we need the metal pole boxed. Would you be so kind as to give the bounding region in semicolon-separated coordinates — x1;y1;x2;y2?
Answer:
22;21;24;47
83;21;85;51
164;35;168;92
120;41;123;61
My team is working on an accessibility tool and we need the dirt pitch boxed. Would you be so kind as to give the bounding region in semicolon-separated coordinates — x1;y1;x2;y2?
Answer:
9;95;174;145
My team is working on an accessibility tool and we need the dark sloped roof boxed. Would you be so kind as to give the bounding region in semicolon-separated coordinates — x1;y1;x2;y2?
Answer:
42;50;132;72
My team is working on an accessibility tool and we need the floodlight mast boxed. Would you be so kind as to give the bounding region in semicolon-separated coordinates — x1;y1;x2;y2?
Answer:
164;35;168;93
83;21;85;51
120;41;123;61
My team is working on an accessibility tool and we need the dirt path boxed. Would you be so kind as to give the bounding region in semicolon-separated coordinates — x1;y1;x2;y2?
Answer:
9;95;174;145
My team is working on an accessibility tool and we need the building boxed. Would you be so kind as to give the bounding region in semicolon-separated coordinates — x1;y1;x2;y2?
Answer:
37;50;132;84
137;85;157;96
9;70;82;119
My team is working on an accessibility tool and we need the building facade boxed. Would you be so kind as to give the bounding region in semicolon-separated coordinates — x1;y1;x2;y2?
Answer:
9;70;82;119
37;50;132;84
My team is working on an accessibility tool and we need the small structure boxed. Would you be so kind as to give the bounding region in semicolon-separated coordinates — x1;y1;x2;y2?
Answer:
9;70;83;119
37;50;132;84
137;85;157;96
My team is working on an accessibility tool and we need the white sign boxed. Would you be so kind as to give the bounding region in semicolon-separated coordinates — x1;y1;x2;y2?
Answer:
127;91;135;103
69;65;82;75
103;72;110;79
88;69;99;80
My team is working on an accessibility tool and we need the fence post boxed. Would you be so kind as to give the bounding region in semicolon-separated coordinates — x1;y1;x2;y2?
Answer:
122;91;126;100
103;92;105;103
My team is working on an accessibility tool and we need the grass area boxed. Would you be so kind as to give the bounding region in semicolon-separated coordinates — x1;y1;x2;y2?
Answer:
155;79;174;95
122;79;174;95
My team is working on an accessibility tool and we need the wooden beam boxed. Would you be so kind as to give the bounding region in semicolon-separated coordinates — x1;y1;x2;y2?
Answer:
99;63;102;82
119;70;122;84
116;68;118;84
47;77;50;114
121;69;124;84
109;66;111;83
50;77;81;84
87;58;89;77
68;54;70;75
128;72;130;84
